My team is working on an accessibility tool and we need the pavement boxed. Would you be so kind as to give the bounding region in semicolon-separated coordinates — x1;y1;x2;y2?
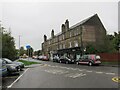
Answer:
4;59;119;88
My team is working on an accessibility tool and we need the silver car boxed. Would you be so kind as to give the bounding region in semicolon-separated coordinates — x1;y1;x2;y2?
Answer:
2;58;20;75
0;58;7;77
3;58;24;71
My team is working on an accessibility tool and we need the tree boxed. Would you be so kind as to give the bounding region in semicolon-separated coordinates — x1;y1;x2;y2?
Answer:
85;44;97;54
2;29;17;60
112;32;120;51
34;50;42;56
26;47;33;57
19;46;26;56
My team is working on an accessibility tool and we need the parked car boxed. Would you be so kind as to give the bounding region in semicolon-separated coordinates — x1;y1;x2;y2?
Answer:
53;56;60;62
2;58;20;75
38;55;49;61
3;58;24;71
59;56;75;64
32;56;38;59
38;55;43;60
42;56;49;61
76;54;101;66
0;58;8;77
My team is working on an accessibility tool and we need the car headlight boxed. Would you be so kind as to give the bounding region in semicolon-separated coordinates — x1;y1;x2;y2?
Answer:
10;66;16;69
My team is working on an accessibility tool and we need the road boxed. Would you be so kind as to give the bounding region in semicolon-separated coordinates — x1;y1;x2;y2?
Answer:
5;59;119;88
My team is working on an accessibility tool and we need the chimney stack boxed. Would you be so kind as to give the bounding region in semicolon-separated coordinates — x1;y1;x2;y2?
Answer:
61;24;65;33
51;29;54;38
44;35;47;42
65;19;69;31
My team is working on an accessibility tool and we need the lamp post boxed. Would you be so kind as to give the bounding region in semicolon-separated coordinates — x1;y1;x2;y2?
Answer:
26;45;31;61
80;26;83;56
19;35;21;59
118;44;120;53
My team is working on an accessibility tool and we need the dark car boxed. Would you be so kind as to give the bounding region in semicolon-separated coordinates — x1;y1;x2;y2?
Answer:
3;58;24;70
53;56;60;62
76;54;101;66
59;56;75;64
0;58;8;77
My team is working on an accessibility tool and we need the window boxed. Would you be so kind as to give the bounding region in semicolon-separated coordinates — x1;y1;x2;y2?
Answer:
70;32;72;37
69;42;72;48
48;41;50;45
60;44;62;49
76;28;79;35
74;30;77;36
63;35;65;40
74;41;78;47
63;44;65;49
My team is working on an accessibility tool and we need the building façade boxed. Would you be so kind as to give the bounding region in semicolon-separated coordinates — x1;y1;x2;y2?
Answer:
42;14;106;60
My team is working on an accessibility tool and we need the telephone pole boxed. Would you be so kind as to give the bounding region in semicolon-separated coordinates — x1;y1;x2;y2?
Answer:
19;35;21;58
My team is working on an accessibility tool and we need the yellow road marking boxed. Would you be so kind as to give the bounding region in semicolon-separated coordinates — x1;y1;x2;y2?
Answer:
112;77;120;83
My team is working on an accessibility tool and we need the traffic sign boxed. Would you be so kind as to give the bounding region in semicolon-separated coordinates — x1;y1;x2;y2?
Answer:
26;45;31;49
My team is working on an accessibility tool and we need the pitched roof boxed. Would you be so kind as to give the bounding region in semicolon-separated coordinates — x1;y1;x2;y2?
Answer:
70;14;97;29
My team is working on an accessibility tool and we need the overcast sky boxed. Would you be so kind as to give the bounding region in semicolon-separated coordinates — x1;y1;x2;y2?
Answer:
1;1;118;51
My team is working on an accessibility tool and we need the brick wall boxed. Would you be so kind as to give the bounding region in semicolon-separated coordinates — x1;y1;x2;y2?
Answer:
98;53;120;62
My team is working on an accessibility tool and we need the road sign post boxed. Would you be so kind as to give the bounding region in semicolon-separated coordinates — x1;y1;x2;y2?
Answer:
26;45;31;65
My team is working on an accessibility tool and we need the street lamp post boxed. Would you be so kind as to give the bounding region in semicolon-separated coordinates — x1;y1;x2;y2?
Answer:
26;45;31;62
19;35;21;59
119;44;120;53
80;26;83;56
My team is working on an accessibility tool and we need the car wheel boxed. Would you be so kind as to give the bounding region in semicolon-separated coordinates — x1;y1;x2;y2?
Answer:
60;60;62;63
66;61;69;64
7;69;11;75
76;62;79;65
88;62;92;66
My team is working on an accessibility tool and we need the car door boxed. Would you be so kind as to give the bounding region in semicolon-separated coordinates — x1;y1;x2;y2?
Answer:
81;55;89;64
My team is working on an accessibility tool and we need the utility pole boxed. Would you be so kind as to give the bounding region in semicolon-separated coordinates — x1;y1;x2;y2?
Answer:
80;26;83;56
19;35;21;59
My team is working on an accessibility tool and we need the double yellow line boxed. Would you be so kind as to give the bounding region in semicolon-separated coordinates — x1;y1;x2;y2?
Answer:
112;77;120;83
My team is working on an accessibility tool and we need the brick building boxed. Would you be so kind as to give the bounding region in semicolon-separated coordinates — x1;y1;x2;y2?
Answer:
42;14;106;60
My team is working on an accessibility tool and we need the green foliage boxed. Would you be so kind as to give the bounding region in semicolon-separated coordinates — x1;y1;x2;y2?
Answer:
18;60;40;66
85;44;97;54
26;47;34;57
2;30;17;60
19;46;26;56
34;50;42;56
85;31;119;54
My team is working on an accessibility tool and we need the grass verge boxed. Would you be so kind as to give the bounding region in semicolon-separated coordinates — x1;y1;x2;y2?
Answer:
102;62;119;65
18;60;40;66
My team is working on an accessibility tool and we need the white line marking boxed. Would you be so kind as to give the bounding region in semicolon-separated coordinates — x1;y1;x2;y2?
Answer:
65;73;86;78
47;65;51;67
95;72;103;74
86;71;93;73
105;73;115;75
79;70;83;71
7;68;29;88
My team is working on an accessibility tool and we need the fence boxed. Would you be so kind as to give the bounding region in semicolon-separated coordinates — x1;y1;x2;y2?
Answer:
98;53;120;62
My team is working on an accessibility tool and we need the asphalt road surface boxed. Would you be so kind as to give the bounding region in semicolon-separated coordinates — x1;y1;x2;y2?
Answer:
7;59;119;88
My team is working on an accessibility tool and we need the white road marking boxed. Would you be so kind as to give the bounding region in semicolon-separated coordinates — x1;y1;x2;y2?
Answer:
41;64;117;76
86;71;93;73
44;69;68;75
7;68;29;88
95;72;103;74
65;73;86;78
47;65;51;67
105;73;116;75
79;69;84;71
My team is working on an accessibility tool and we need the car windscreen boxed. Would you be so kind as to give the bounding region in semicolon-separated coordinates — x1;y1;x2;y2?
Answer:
3;58;12;64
